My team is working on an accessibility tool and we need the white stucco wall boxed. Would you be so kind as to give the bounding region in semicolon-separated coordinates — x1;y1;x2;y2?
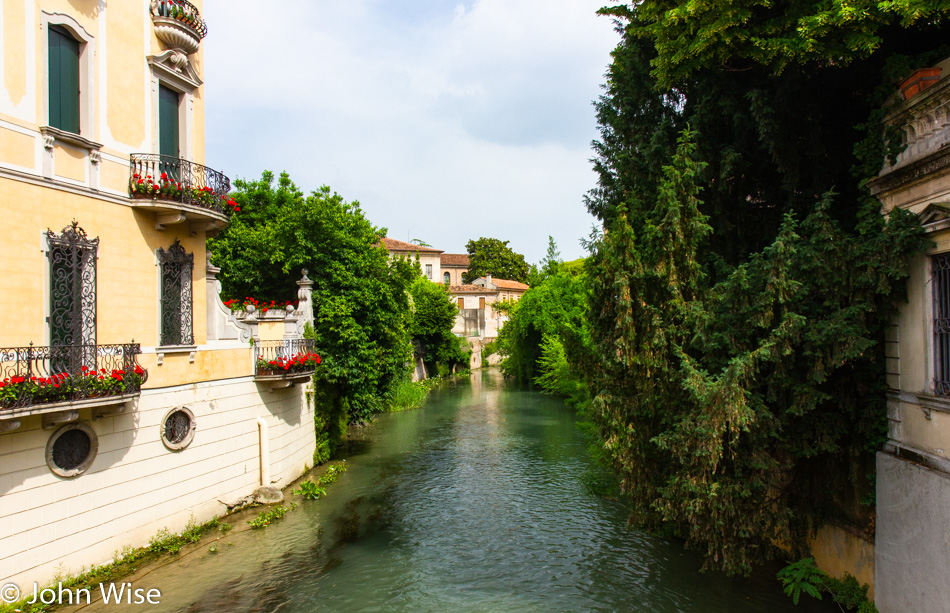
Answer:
876;452;950;612
0;376;316;590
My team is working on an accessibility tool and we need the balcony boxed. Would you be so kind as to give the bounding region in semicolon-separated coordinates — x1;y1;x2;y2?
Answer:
130;154;233;231
254;339;320;391
0;343;147;430
150;0;208;55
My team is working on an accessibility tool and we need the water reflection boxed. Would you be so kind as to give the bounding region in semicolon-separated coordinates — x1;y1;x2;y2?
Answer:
64;369;833;613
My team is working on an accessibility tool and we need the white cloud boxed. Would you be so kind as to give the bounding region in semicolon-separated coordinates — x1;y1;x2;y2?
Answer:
202;0;618;262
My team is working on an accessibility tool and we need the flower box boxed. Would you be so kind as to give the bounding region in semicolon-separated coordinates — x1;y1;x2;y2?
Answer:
901;68;942;100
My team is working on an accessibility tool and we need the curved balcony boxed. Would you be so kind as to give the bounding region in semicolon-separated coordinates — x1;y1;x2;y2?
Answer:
0;343;147;430
150;0;208;55
130;154;232;231
254;339;320;391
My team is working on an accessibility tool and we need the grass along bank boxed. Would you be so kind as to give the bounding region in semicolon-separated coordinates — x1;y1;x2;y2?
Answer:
0;461;349;613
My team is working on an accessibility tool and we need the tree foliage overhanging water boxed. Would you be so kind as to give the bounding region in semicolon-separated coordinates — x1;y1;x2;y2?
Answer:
500;2;950;576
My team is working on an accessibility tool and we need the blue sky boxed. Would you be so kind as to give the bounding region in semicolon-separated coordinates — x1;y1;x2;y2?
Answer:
202;1;620;263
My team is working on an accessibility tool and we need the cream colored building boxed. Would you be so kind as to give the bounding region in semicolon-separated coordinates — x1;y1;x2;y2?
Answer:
440;253;469;285
449;275;528;340
0;0;316;592
382;237;443;282
869;57;950;612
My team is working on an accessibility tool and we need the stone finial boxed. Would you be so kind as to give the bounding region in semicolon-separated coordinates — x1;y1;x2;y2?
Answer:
296;269;315;327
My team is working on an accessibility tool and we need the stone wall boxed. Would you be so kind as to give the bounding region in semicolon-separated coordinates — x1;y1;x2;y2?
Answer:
875;452;950;612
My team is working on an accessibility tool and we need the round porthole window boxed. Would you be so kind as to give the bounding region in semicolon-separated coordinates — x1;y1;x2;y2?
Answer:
46;423;98;478
161;406;196;451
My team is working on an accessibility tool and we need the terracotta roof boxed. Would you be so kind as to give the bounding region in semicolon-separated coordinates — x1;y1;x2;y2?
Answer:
487;278;530;291
449;285;497;294
381;237;443;253
441;253;470;267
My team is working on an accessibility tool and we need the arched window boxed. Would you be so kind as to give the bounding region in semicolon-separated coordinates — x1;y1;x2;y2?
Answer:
443;271;451;284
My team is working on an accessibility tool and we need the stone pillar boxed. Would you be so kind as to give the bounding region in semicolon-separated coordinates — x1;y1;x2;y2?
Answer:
297;269;315;330
206;250;222;340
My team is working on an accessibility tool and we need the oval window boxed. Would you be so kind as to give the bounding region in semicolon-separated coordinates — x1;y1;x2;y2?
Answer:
161;406;196;450
46;423;98;478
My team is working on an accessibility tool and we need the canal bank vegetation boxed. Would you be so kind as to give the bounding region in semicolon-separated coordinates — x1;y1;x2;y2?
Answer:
1;458;354;613
0;516;229;613
208;172;463;464
499;0;950;594
778;558;877;612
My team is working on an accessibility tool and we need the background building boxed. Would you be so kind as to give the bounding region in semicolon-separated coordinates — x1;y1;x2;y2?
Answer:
440;253;469;285
381;238;443;282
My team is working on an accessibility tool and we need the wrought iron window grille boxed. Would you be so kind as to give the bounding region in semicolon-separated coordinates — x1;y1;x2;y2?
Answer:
934;253;950;396
160;406;196;450
47;221;98;352
158;239;194;346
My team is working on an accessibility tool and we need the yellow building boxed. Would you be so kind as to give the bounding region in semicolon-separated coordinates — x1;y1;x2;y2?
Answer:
0;0;317;591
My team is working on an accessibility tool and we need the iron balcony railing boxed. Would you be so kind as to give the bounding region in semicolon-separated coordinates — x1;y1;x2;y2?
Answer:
0;343;147;410
254;339;319;378
130;154;231;216
150;0;208;39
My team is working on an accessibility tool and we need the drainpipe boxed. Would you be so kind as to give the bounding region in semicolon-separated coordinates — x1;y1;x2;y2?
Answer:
256;417;270;487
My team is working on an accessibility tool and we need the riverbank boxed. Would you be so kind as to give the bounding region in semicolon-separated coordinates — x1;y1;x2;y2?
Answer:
47;371;833;612
1;372;463;613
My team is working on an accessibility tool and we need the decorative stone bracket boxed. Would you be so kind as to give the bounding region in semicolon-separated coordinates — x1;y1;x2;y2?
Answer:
40;126;102;188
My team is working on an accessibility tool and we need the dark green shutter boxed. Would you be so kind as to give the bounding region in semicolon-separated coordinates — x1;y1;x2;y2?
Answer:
159;85;180;158
48;25;80;133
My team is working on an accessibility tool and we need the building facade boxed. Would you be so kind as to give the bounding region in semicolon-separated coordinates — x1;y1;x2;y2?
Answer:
0;0;316;591
381;238;443;282
440;253;469;285
869;57;950;612
449;275;528;340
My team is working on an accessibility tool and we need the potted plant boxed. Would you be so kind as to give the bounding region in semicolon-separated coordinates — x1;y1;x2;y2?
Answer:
901;67;942;100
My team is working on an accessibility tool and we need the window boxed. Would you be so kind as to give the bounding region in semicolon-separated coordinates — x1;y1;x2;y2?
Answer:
479;297;486;310
47;222;97;353
457;297;464;309
443;271;451;284
934;253;950;396
48;25;81;133
159;84;180;159
425;264;433;280
161;407;196;451
158;240;194;346
46;423;98;478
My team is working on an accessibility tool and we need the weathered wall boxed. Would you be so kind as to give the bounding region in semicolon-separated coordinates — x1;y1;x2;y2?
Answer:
0;377;316;590
875;452;950;612
809;525;875;600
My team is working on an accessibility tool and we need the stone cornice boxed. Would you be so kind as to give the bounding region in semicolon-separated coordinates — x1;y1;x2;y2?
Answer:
0;164;131;207
869;143;950;196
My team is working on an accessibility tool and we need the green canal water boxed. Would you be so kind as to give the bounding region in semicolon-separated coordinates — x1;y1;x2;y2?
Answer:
78;369;835;612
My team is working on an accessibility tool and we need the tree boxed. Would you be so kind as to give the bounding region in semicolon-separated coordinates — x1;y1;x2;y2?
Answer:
409;278;468;372
462;237;530;284
209;171;417;424
529;236;563;286
615;1;950;89
497;257;587;390
583;1;941;573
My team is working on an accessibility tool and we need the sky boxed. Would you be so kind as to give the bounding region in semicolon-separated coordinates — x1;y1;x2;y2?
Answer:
202;1;621;263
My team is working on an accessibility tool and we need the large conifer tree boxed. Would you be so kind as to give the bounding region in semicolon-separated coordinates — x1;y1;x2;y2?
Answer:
583;3;947;573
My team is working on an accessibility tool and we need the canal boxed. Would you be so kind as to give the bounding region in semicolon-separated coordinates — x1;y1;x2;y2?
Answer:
75;369;833;612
